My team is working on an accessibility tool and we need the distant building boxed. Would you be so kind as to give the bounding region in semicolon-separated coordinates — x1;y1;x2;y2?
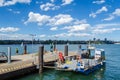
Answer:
104;38;107;42
93;38;96;41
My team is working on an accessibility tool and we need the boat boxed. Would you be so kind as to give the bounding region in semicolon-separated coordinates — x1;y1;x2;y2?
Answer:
114;42;120;44
55;45;106;74
87;41;95;50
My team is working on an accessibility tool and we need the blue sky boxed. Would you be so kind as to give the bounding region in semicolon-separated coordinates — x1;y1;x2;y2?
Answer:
0;0;120;41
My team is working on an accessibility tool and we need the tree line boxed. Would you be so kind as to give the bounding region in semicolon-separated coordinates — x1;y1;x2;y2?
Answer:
0;39;116;45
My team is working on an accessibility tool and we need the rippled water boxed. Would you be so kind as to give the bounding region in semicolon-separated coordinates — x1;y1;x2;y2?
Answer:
1;44;120;80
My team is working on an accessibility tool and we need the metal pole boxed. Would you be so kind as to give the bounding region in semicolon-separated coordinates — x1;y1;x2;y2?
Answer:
38;45;44;73
29;34;36;53
8;47;11;63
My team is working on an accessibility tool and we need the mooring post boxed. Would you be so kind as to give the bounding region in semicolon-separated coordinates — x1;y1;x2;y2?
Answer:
78;45;81;54
79;45;81;50
64;45;68;56
24;45;27;54
8;47;11;63
38;45;44;73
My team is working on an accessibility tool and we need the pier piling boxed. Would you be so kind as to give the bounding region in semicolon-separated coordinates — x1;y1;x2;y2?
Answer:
64;45;68;56
24;45;27;54
8;47;11;63
79;45;81;49
38;45;44;73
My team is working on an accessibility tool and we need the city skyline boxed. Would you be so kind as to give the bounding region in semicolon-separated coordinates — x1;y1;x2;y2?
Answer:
0;0;120;41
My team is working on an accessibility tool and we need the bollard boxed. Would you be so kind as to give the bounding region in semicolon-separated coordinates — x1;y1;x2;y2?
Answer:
38;45;44;73
64;45;68;56
8;47;11;63
24;45;27;54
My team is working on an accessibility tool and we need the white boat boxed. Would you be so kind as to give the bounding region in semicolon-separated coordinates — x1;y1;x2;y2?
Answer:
114;42;120;44
87;45;95;50
55;45;105;74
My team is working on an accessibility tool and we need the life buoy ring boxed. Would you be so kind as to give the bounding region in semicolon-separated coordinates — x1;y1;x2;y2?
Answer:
59;52;64;62
77;55;82;62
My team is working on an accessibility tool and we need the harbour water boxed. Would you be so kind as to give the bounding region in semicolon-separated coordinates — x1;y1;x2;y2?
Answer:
0;44;120;80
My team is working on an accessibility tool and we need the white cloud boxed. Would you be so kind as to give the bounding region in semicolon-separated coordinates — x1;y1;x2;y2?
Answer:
67;33;90;37
8;8;20;14
62;0;73;5
0;0;31;7
25;12;73;26
103;15;114;21
52;32;90;38
52;33;66;37
40;2;60;11
0;33;47;40
0;0;4;6
103;8;120;21
89;6;108;18
93;28;120;34
50;27;58;31
39;34;46;38
94;23;120;29
40;0;74;11
74;19;87;25
93;0;105;4
49;14;73;26
62;24;90;32
89;13;96;18
50;0;55;3
25;12;90;35
112;8;120;16
0;27;19;32
96;6;107;14
24;12;50;25
93;23;120;34
3;33;32;40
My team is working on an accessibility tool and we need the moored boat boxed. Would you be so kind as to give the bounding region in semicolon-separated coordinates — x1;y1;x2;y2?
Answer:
55;45;105;74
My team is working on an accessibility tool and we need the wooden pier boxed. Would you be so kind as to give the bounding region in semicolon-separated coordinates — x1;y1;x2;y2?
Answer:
0;47;76;80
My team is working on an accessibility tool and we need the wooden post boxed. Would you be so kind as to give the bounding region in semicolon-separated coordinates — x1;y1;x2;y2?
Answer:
64;45;68;56
78;45;81;50
38;45;44;73
24;45;27;54
8;47;11;63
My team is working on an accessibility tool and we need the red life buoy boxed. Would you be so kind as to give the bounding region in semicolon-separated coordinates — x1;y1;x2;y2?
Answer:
59;52;64;62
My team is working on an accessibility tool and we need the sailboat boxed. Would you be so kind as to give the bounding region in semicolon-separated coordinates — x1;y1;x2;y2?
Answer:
21;42;24;47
